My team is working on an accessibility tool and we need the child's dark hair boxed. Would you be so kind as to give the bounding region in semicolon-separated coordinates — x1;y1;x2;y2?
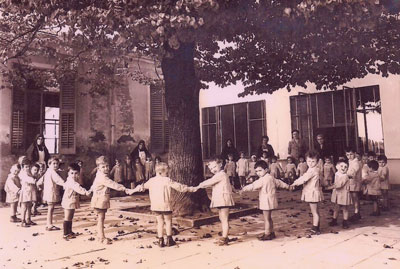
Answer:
287;156;294;162
239;151;245;155
48;156;59;165
299;155;305;160
227;153;234;158
271;155;278;161
367;160;379;171
344;147;355;153
21;159;31;166
337;158;348;165
254;160;268;170
32;163;40;170
367;151;376;157
154;156;162;162
305;150;319;160
68;163;81;172
377;155;388;163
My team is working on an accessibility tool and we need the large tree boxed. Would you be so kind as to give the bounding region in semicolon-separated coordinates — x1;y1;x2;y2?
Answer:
1;0;400;215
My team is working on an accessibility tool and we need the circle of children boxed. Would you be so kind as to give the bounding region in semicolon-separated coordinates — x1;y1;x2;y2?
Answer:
4;146;390;247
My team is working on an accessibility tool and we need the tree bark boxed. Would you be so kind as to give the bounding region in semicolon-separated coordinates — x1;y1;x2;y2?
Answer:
161;42;210;216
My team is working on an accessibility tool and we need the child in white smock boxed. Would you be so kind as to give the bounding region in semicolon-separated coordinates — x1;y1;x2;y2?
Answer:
5;164;21;223
19;160;38;227
240;160;289;240
236;151;249;188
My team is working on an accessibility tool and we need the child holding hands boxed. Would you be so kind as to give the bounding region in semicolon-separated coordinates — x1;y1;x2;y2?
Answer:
290;151;323;234
62;163;91;240
18;160;38;227
136;162;196;247
194;157;235;246
5;164;21;223
90;156;139;244
240;160;289;240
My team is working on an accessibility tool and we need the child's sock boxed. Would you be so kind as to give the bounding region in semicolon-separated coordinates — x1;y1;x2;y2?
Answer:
63;221;68;236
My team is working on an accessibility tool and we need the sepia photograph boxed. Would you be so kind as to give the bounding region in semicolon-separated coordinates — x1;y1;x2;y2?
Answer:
0;0;399;268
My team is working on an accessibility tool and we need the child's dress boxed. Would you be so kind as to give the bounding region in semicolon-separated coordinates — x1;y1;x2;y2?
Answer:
198;170;235;208
90;171;126;209
135;163;145;183
144;160;154;181
5;174;21;203
378;165;390;190
62;177;90;209
110;164;124;184
348;159;362;192
269;163;283;179
37;169;65;203
331;172;352;205
362;171;381;196
247;161;257;183
284;163;297;179
122;162;134;186
242;174;289;210
224;161;236;177
323;163;335;186
297;162;308;177
291;166;323;203
236;158;249;178
144;176;191;212
18;171;37;203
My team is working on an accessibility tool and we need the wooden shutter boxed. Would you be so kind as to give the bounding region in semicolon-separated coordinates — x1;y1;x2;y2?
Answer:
11;88;25;153
150;85;168;153
59;75;76;154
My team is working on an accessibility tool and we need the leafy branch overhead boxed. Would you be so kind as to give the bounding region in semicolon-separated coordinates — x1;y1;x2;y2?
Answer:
0;0;399;95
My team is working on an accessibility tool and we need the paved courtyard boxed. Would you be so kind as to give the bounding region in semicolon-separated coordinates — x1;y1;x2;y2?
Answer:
0;189;399;269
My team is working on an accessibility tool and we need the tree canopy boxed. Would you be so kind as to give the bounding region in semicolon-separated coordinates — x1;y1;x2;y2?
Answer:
1;0;399;95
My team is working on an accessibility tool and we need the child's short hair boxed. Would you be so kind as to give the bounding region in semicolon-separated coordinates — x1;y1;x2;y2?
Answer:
367;160;379;171
337;159;348;166
251;154;257;159
21;159;31;167
271;155;278;161
96;156;109;166
154;156;162;162
239;151;245;155
68;163;81;172
48;156;59;166
155;162;169;174
367;151;376;157
305;150;319;160
299;155;305;160
254;160;268;170
227;153;234;158
324;156;332;161
31;163;40;170
344;147;355;153
338;156;347;162
10;164;21;173
287;156;294;162
377;155;388;163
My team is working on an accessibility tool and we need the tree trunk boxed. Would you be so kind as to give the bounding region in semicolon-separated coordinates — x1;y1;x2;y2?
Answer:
161;42;210;216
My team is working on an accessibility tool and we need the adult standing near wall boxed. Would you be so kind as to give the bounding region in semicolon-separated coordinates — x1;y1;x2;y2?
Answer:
26;134;50;166
256;136;275;160
130;140;152;166
314;134;334;161
288;130;308;163
220;138;239;162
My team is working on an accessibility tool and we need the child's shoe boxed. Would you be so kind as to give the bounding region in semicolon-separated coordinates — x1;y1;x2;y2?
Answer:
10;216;21;223
26;221;37;226
329;219;338;226
342;220;350;229
310;226;320;235
166;236;176;247
21;222;30;228
217;237;229;246
258;232;276;241
155;237;165;248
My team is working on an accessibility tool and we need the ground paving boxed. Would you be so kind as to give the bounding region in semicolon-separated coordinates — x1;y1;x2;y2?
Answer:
0;189;399;269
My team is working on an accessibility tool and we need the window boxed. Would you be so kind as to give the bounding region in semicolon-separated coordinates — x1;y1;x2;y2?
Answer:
150;85;169;153
11;68;76;155
201;100;266;159
290;85;384;158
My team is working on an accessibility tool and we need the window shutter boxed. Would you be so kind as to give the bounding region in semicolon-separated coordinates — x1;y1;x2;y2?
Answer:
11;88;25;153
59;75;76;154
150;85;168;153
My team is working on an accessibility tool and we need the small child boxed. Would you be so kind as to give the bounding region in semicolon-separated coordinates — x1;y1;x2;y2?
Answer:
362;160;381;216
134;157;145;185
90;156;137;244
110;159;124;184
30;163;41;216
377;155;390;211
323;157;336;187
269;156;284;179
224;153;237;188
290;151;323;234
5;164;21;223
137;162;196;247
62;163;91;240
236;152;249;188
194;157;235;246
346;148;362;222
18;160;38;227
76;160;85;186
153;156;162;176
122;155;135;189
247;155;258;184
36;157;66;231
144;156;154;181
328;160;352;229
240;160;289;240
260;151;269;164
284;156;297;184
296;156;308;177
